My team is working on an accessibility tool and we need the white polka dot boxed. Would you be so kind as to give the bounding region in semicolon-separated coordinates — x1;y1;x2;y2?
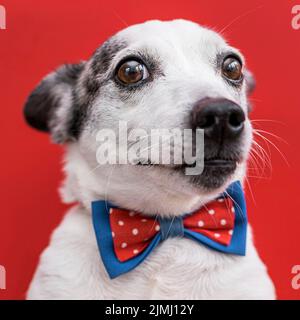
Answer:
112;232;115;238
155;225;160;231
109;208;113;214
129;211;136;217
118;220;124;226
198;220;204;227
121;242;127;248
141;219;147;222
208;209;215;215
132;228;139;236
228;230;233;235
218;198;224;202
220;219;227;226
231;207;235;213
214;233;221;238
133;249;139;255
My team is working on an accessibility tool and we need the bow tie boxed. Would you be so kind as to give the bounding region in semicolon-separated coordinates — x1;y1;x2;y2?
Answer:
92;181;247;279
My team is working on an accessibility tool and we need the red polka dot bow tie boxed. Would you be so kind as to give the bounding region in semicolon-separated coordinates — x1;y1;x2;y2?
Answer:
109;199;235;262
92;181;248;278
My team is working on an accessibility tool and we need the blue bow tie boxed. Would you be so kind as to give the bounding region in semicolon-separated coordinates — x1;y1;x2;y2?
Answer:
92;181;247;279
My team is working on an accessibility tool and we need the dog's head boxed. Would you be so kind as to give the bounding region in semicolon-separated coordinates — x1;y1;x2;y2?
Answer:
24;20;255;216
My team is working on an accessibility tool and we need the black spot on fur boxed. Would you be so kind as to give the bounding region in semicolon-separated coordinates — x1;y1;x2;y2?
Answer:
65;39;128;139
68;96;89;139
56;63;85;86
85;77;100;96
91;38;127;76
67;75;100;139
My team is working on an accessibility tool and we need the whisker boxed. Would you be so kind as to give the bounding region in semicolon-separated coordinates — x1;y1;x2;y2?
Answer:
254;129;289;145
224;190;245;223
166;216;176;237
251;119;286;126
248;149;267;177
251;143;272;171
218;5;263;35
253;130;290;167
244;176;256;205
111;9;128;27
104;165;116;211
247;175;272;180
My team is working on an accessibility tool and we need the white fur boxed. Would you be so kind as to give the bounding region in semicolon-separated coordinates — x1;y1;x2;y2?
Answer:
27;20;276;300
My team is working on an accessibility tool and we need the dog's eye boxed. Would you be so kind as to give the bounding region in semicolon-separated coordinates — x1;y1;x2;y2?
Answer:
116;60;149;84
222;56;243;81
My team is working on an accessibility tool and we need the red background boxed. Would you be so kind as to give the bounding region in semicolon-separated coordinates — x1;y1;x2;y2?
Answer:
0;0;299;300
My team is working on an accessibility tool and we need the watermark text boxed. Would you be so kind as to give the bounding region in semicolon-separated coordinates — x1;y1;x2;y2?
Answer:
292;5;300;30
291;265;300;290
0;265;6;290
0;5;6;30
95;122;204;175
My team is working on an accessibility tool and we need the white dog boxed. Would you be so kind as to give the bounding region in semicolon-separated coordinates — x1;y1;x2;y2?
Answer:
24;19;275;299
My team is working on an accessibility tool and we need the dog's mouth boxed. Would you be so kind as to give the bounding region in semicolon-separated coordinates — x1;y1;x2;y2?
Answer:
182;156;239;190
135;154;240;191
136;157;238;168
188;157;237;167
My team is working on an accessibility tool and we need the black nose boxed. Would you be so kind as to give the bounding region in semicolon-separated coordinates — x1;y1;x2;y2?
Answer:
191;98;245;141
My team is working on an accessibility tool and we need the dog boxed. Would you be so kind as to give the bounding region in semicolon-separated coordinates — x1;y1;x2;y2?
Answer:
24;19;275;299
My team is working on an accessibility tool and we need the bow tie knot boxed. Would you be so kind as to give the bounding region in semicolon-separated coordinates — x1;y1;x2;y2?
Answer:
158;216;185;240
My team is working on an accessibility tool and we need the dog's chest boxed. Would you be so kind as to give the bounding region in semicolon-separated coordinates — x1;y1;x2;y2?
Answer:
98;237;236;299
51;208;236;299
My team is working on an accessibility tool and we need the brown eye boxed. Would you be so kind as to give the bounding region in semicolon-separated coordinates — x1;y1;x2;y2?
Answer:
116;60;149;84
222;56;243;81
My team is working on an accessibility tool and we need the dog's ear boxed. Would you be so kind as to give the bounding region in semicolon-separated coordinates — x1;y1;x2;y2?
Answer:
24;62;85;143
244;69;256;96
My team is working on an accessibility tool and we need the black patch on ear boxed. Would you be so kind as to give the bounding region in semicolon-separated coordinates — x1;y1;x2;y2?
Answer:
24;63;85;136
24;81;57;132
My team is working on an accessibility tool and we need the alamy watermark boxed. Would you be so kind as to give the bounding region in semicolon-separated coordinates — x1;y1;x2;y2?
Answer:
292;5;300;30
95;122;204;175
291;265;300;290
0;265;6;290
0;5;6;30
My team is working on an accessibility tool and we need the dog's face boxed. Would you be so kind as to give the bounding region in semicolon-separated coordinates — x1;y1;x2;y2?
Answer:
24;20;254;215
